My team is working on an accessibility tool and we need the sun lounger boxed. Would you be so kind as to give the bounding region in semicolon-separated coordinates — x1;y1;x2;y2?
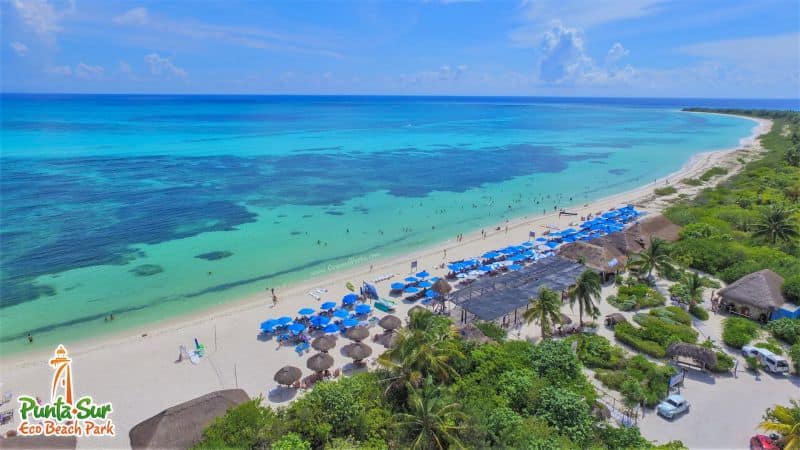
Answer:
307;288;327;300
372;274;394;283
375;297;397;312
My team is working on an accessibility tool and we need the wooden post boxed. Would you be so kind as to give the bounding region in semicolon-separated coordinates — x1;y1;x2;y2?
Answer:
234;363;238;388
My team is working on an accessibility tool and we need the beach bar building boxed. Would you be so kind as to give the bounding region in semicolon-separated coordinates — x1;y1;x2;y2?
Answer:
718;269;788;322
449;256;584;325
558;241;626;281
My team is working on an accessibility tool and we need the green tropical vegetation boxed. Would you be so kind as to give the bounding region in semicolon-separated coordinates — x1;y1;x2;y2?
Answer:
768;318;800;345
612;307;698;358
606;281;666;311
722;317;761;348
627;237;675;280
654;186;678;196
195;309;685;449
473;321;507;342
759;400;800;450
666;110;800;286
699;167;728;181
754;339;784;356
568;269;603;325
522;287;562;338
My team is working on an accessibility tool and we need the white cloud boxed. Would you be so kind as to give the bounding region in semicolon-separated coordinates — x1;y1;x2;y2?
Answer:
10;41;29;56
45;65;72;76
518;0;664;30
74;62;104;79
113;7;149;26
398;64;469;84
144;53;187;77
606;42;629;63
11;0;74;35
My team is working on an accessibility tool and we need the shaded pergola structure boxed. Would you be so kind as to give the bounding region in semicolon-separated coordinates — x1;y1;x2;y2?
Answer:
449;256;585;324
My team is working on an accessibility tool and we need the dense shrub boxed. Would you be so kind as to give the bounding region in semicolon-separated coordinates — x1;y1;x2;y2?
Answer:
712;351;735;373
700;167;728;181
722;317;760;348
568;334;626;370
689;305;709;321
595;355;674;408
755;340;784;356
474;321;507;341
789;343;800;373
783;275;800;303
607;284;666;311
633;311;698;345
766;318;800;345
681;178;703;187
614;322;667;358
655;186;678;196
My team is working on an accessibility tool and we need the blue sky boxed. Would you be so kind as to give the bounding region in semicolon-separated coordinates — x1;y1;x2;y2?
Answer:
2;0;799;97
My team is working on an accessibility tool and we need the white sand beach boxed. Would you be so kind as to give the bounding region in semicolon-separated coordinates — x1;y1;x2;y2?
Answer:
0;116;776;449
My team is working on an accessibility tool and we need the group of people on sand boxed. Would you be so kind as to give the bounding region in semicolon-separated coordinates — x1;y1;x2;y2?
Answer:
709;290;722;313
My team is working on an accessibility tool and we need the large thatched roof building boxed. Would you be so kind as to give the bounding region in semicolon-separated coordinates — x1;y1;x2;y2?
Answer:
129;389;249;450
719;269;786;322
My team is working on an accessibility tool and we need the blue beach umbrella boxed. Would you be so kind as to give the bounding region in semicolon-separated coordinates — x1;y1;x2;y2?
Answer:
323;324;340;334
430;277;440;282
288;323;306;334
298;307;315;316
260;320;277;332
447;263;461;271
509;255;525;262
535;237;547;242
277;316;292;325
426;290;439;298
508;264;523;271
482;251;500;259
478;265;493;273
521;241;534;247
310;315;331;327
342;294;358;305
390;282;406;290
546;241;559;249
355;304;372;315
404;286;420;294
415;271;430;278
321;301;337;311
417;280;432;288
342;318;359;328
404;276;418;283
333;309;350;319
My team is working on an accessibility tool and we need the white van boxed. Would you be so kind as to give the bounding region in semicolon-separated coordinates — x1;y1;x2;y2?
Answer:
741;346;790;374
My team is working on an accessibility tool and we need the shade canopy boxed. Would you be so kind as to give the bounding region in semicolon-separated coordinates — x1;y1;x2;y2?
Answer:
417;280;432;288
309;315;331;327
343;342;373;361
333;309;350;319
323;324;340;334
415;271;430;278
354;304;372;315
311;336;336;352
404;286;420;294
378;315;402;331
341;318;359;328
306;352;334;372
342;294;359;305
390;282;406;290
274;366;302;386
298;307;315;316
345;326;370;341
426;290;438;298
288;323;306;334
277;316;292;325
129;389;249;450
320;301;337;310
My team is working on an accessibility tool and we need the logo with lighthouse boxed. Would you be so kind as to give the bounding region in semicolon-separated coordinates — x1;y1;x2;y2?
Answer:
17;345;115;437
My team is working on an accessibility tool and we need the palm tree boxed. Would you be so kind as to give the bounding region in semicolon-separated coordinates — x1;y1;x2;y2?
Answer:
752;204;800;245
522;287;562;338
759;399;800;450
628;237;673;281
680;271;705;306
568;269;602;325
393;377;466;450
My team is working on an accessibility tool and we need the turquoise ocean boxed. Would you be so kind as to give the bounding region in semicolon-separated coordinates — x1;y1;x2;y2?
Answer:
1;95;789;355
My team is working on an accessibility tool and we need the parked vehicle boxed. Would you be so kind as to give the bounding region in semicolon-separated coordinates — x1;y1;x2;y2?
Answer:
749;434;780;450
741;346;790;374
657;394;690;419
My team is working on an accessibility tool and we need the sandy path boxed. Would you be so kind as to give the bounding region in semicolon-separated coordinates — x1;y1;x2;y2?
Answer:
0;116;771;449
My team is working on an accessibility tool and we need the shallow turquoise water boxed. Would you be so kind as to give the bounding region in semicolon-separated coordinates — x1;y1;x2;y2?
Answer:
0;95;757;355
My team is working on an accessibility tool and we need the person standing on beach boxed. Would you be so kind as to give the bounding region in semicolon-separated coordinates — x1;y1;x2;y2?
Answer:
27;333;33;344
271;288;278;308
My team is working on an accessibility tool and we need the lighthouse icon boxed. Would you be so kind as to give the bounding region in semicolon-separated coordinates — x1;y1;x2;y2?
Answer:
49;345;74;405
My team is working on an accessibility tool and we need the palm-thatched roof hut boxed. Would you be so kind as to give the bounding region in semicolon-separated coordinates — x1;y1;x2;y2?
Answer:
604;313;627;327
458;323;491;344
591;229;645;255
345;326;369;341
558;241;626;274
719;269;785;322
431;278;452;297
343;342;373;361
0;436;77;449
307;352;334;373
128;389;249;450
666;342;718;370
634;215;681;244
274;366;302;386
311;335;336;352
378;315;402;331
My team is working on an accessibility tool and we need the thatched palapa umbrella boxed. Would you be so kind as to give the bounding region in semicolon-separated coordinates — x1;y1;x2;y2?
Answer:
378;314;402;331
604;313;627;326
667;342;718;370
129;389;249;450
346;326;369;341
431;278;452;297
312;335;336;352
343;342;373;361
274;366;302;386
307;352;334;373
375;331;399;348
